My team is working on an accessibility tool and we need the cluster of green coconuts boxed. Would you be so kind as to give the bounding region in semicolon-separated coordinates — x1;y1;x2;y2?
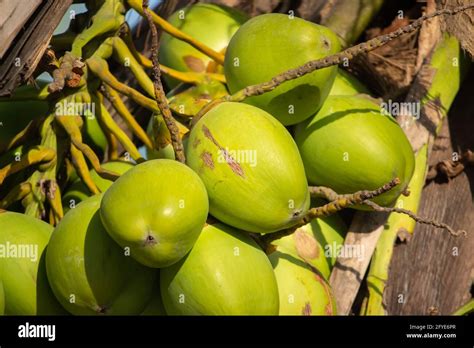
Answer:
0;3;415;316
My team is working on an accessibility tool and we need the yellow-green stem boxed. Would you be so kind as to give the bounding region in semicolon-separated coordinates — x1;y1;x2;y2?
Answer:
87;57;160;113
103;85;153;149
127;0;225;65
95;94;145;162
453;299;474;315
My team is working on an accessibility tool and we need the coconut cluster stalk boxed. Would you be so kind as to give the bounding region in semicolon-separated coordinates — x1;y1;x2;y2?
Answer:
361;33;470;315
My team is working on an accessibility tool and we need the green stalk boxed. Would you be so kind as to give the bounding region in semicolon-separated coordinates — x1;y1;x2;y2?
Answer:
91;37;155;98
71;0;126;57
112;37;155;98
452;299;474;316
127;0;225;65
87;57;160;113
23;116;58;220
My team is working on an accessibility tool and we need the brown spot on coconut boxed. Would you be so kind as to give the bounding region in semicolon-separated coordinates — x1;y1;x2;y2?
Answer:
294;229;319;261
201;124;244;177
201;151;215;169
302;302;312;316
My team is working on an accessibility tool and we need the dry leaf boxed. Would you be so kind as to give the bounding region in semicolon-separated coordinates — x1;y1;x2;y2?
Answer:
436;0;474;58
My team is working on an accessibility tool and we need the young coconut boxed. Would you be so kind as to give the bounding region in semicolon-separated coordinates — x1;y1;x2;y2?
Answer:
186;102;310;234
46;195;156;315
100;159;209;268
270;200;347;280
329;68;370;96
0;212;66;315
159;3;248;88
268;249;337;315
224;13;341;125
160;223;279;315
294;95;415;207
145;114;189;161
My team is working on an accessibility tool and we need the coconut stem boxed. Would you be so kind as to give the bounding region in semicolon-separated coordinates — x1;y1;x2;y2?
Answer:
70;143;100;194
101;85;154;149
0;146;56;186
20;116;64;224
128;0;225;65
87;57;160;113
94;92;145;163
452;299;474;316
55;115;120;181
262;178;400;246
310;179;464;237
119;23;226;84
142;0;186;163
0;118;42;154
0;182;31;209
303;178;400;222
363;200;466;237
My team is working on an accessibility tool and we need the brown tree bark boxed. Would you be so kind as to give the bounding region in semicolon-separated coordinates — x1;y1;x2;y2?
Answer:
385;70;474;315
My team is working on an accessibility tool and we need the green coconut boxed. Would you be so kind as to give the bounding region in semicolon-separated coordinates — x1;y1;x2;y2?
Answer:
0;212;66;315
46;195;156;315
159;3;248;88
269;249;337;315
186;102;310;233
145;114;181;161
329;68;370;96
294;95;415;207
270;200;347;280
224;13;340;125
100;159;209;268
160;223;279;315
